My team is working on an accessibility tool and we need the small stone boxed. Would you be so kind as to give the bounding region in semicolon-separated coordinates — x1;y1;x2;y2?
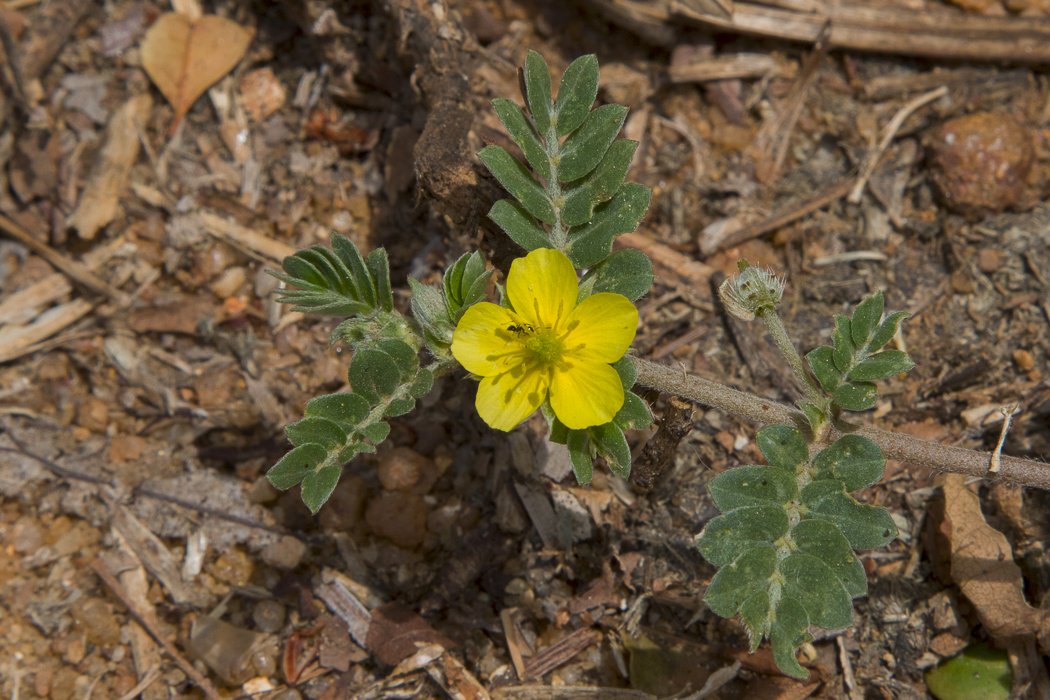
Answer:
211;547;254;587
950;269;974;294
377;447;424;491
318;474;366;531
252;599;285;633
247;476;279;504
261;535;307;570
70;597;121;647
365;492;427;548
210;266;248;298
977;248;1004;273
49;665;80;700
11;517;44;553
75;396;109;433
1013;349;1035;371
927;112;1033;213
929;632;968;657
106;434;147;463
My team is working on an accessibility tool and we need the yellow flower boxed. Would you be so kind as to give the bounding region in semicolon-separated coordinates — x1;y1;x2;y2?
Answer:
451;248;638;431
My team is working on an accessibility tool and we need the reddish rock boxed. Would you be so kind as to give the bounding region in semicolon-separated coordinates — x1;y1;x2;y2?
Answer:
927;112;1033;213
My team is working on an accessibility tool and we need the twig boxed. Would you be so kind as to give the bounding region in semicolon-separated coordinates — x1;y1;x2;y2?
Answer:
0;8;28;105
848;86;947;203
634;358;1050;490
91;560;222;700
989;403;1020;475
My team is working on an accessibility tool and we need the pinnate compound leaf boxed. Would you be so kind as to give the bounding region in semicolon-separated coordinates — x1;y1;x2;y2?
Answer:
869;310;909;350
523;51;553;135
585;248;652;301
591;422;631;479
848;349;915;382
806;345;841;393
566;182;651;268
567;429;593;485
554;54;599;136
832;381;878;411
770;597;810;680
695;506;789;567
792;519;867;598
492;98;550;179
348;348;401;406
332;236;376;309
286;416;347;450
479;145;554;224
708;465;798;512
614;391;653;430
301;465;341;514
801;480;897;549
756;424;808;471
558;104;629;182
305;392;370;429
812;434;884;491
140;13;254;129
561;139;638;226
703;545;777;618
781;553;854;629
267;444;326;490
850;291;884;347
488;199;550;252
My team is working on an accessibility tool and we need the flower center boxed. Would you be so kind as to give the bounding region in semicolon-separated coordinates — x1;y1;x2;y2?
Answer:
523;328;563;365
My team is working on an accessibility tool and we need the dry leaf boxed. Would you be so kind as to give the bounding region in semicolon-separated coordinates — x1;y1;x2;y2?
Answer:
67;93;152;239
140;12;253;129
941;474;1045;643
239;67;285;121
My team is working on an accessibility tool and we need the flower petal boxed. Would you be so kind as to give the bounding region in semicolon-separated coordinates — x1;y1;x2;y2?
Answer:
561;292;638;363
506;248;578;329
549;360;624;429
451;302;528;376
475;365;550;431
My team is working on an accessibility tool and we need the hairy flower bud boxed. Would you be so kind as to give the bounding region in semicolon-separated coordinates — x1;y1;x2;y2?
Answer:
718;264;785;321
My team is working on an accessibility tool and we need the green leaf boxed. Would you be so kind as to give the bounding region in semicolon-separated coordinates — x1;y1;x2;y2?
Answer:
806;346;841;393
567;429;593;485
523;51;553;135
338;441;369;463
492;97;550;180
366;248;393;312
792;519;867;598
566;183;651;268
585;248;652;301
488;200;550;252
612;356;637;388
708;465;798;511
756;424;808;471
781;553;853;629
374;338;418;380
361;421;391;443
554;54;599;136
869;310;909;350
409;368;434;399
409;278;454;346
561;139;638;226
832;381;878;412
848;350;915;382
614;391;653;430
591;422;631;479
850;291;884;347
385;397;416;417
267;444;326;490
769;596;810;680
925;644;1012;700
305;392;370;429
275;249;371;316
479;145;555;224
695;506;789;567
831;315;854;372
332;235;376;309
444;251;491;321
286;416;347;450
812;434;884;491
348;348;401;406
739;590;772;651
301;464;341;514
703;545;777;618
558;104;628;182
801;480;897;549
800;402;826;435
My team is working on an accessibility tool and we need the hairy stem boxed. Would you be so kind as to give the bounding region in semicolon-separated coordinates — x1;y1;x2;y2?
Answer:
634;358;1050;490
757;307;825;407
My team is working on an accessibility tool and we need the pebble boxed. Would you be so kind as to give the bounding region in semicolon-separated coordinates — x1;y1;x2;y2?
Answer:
261;535;307;570
927;112;1033;213
70;597;121;647
377;447;425;491
252;599;286;633
365;492;427;548
1013;349;1035;371
75;396;109;433
210;266;248;298
977;248;1004;273
318;474;366;531
210;548;254;587
106;434;147;463
11;517;44;553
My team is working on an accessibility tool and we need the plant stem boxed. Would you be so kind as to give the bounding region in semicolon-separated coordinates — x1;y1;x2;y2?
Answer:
634;358;1050;490
544;123;567;248
757;307;825;407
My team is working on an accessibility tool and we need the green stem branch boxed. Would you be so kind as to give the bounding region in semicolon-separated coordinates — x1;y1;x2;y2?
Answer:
757;307;825;407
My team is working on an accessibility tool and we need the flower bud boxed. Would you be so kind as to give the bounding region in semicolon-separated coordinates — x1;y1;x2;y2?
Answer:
718;264;785;321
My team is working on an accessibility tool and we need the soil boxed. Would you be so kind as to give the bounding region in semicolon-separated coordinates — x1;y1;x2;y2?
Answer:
1;0;1049;699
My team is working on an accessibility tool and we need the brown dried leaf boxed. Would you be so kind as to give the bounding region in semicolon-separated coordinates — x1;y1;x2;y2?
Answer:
942;474;1046;643
365;603;456;666
140;12;253;129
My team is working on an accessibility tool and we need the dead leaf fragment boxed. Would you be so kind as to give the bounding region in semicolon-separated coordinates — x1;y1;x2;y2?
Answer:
941;474;1045;643
140;12;254;129
239;67;285;121
68;93;152;239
